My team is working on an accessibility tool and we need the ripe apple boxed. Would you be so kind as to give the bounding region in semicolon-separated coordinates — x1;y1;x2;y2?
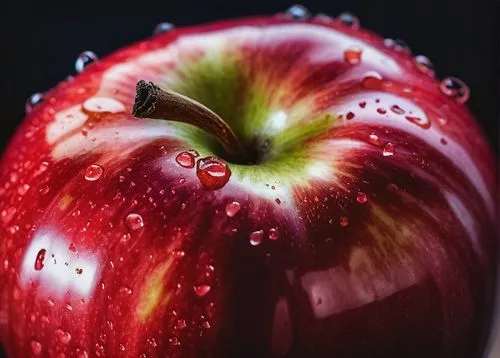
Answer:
0;6;497;358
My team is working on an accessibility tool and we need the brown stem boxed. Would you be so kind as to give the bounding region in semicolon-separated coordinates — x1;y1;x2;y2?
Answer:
132;80;247;162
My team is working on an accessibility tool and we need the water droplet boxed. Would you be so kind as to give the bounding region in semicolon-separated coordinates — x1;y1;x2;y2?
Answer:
358;101;366;108
76;348;89;358
196;157;231;190
249;230;264;246
356;192;368;204
440;138;447;145
119;344;126;352
393;39;411;53
176;319;187;330
344;47;362;65
337;12;359;28
119;287;133;295
125;213;144;231
39;185;50;195
405;115;431;129
383;142;395;157
172;250;185;258
390;104;405;115
26;93;44;113
377;108;387;115
339;216;349;227
75;268;83;275
346;111;355;120
17;183;30;195
75;51;98;73
440;77;470;104
193;285;211;297
384;38;395;48
368;133;381;146
34;249;46;270
414;55;435;76
201;321;211;329
31;340;42;355
84;164;104;181
275;198;281;205
225;201;241;217
269;228;280;241
285;4;310;20
175;151;195;168
55;328;72;344
361;71;383;89
153;22;175;35
68;243;77;252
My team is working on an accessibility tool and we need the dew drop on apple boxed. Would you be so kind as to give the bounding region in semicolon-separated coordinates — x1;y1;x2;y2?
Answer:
414;55;435;76
75;51;98;73
377;108;387;115
384;38;395;48
193;285;211;297
284;4;310;20
176;319;187;330
34;248;46;271
76;348;89;358
344;47;362;65
390;104;405;115
196;157;231;190
337;12;360;28
356;191;368;204
153;22;175;35
175;151;195;168
84;164;104;181
30;340;42;356
17;183;30;196
383;142;395;157
269;227;280;241
339;216;349;227
368;133;381;146
201;321;211;329
55;328;72;344
440;138;448;145
361;71;383;89
346;111;355;120
249;229;264;246
125;213;144;231
225;201;241;217
25;93;44;113
440;77;470;104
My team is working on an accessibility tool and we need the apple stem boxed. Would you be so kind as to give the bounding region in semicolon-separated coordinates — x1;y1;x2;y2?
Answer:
132;80;248;163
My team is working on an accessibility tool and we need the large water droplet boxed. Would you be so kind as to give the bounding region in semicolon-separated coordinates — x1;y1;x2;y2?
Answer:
285;5;311;20
55;328;72;344
356;192;368;204
75;51;98;73
26;93;44;113
175;151;195;168
383;142;395;157
337;12;359;28
196;157;231;190
344;47;362;65
414;55;435;76
125;213;144;231
193;285;211;297
225;201;241;217
249;230;264;246
153;22;175;35
440;77;470;104
34;249;46;270
84;164;104;181
31;340;42;355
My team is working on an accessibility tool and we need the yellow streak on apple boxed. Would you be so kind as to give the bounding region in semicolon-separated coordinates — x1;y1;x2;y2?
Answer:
58;194;74;211
136;256;174;322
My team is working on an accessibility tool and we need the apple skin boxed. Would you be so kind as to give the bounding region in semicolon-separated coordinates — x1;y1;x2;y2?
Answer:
0;11;497;358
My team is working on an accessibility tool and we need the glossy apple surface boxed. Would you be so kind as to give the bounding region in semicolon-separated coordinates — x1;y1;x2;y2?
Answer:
0;9;496;358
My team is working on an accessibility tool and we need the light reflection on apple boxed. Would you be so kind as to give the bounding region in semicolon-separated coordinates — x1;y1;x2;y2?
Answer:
19;228;101;299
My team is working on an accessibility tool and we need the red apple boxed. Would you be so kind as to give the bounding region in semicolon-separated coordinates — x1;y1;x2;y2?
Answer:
0;6;497;358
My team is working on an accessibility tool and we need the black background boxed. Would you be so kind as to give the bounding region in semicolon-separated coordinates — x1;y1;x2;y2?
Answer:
0;0;498;357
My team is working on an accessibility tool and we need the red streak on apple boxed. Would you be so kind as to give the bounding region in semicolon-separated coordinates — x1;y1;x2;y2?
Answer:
0;8;497;358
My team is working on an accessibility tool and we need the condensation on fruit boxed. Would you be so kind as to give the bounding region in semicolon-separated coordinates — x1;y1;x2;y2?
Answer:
225;201;241;217
337;12;360;28
390;104;405;115
440;77;470;104
268;228;280;241
414;55;435;76
55;328;72;344
383;142;395;157
175;151;196;168
25;93;44;114
30;340;42;356
284;4;310;20
406;115;431;129
125;213;144;231
196;157;231;190
249;229;264;246
339;216;349;227
356;191;368;204
344;47;362;65
34;249;46;271
153;22;175;35
84;164;104;181
193;285;211;297
75;51;98;73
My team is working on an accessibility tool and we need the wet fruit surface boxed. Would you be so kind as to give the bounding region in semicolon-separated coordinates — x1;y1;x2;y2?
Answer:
0;6;496;358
